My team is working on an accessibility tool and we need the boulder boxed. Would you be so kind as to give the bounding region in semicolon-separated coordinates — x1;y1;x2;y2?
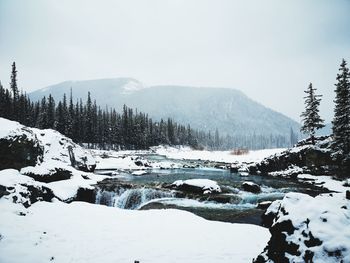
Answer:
0;185;10;198
171;179;221;194
229;165;239;173
257;201;272;210
75;187;96;203
251;138;338;177
0;118;96;173
0;134;43;170
242;181;261;193
21;184;56;207
255;193;350;263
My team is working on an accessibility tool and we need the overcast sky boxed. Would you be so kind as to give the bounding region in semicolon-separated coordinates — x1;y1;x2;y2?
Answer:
1;0;349;122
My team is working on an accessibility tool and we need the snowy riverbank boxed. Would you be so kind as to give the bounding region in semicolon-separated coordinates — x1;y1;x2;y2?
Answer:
1;118;350;263
152;145;286;164
0;200;269;263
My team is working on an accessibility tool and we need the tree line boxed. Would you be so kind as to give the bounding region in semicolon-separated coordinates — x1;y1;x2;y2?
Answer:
300;59;350;160
1;62;299;150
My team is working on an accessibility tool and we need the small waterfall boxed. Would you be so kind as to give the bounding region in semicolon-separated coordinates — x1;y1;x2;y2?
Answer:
95;188;175;210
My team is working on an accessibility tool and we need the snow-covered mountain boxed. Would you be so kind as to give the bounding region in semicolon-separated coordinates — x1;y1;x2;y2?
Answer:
29;78;300;136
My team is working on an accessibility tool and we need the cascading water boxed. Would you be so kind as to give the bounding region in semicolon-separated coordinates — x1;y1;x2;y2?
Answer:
95;188;175;210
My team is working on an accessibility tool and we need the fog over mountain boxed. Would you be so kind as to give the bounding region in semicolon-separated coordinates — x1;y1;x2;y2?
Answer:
29;78;300;137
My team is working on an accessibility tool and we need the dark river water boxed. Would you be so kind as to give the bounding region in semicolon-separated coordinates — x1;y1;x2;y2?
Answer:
94;154;326;226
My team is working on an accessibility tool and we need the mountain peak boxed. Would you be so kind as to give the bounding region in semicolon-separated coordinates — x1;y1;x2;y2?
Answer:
121;79;146;95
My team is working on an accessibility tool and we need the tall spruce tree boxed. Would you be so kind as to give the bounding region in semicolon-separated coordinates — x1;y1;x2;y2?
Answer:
332;59;350;155
300;83;325;145
66;88;74;139
10;62;19;120
47;94;56;128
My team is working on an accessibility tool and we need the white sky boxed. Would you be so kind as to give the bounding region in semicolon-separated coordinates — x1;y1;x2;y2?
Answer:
1;0;349;122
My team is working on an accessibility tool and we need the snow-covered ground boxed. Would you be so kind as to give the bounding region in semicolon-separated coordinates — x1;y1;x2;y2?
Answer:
0;118;271;263
0;200;269;263
1;118;350;263
152;145;285;163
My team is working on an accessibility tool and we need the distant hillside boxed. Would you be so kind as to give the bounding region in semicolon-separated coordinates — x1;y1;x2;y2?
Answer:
29;78;300;137
316;123;332;136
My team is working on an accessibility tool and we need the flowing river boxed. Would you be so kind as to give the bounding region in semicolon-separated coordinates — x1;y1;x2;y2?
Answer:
94;153;327;225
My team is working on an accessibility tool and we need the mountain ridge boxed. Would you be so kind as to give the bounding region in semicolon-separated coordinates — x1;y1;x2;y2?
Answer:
29;78;300;137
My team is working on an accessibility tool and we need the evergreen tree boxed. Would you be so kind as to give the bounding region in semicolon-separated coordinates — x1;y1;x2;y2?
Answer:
0;81;11;118
66;88;74;139
332;59;350;154
47;94;56;128
300;83;325;145
85;92;93;145
55;101;65;133
37;97;49;128
10;62;19;120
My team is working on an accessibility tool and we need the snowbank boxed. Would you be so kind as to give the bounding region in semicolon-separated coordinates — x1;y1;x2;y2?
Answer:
0;117;35;140
0;201;269;263
0;167;105;202
94;155;140;170
153;145;285;164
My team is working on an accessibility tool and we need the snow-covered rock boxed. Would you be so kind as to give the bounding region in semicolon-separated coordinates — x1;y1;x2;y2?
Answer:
0;169;55;207
0;118;96;174
0;118;42;170
172;179;221;194
131;170;147;176
255;192;350;263
32;127;96;172
250;137;338;177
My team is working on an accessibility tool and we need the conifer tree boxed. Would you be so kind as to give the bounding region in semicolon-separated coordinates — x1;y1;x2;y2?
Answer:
47;94;56;128
66;88;74;139
10;62;19;120
55;101;65;133
332;59;350;154
85;92;93;145
300;83;325;145
37;97;49;128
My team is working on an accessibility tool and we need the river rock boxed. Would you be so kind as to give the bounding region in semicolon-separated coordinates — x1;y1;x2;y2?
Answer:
171;179;221;194
257;201;272;210
242;181;261;193
75;187;96;203
229;165;239;173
